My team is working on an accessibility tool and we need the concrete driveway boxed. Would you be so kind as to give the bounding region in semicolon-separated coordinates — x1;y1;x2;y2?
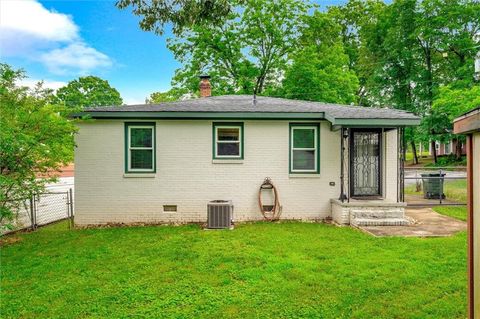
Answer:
358;207;466;237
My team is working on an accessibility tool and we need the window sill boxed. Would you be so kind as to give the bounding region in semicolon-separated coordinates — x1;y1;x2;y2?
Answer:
123;173;156;178
212;159;244;164
289;174;320;178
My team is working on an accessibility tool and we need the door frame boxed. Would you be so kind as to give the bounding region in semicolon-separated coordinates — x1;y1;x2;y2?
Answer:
349;128;383;198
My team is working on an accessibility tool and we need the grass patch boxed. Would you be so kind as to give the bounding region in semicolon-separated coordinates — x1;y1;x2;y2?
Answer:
405;151;430;162
1;222;467;318
405;179;467;203
433;206;467;221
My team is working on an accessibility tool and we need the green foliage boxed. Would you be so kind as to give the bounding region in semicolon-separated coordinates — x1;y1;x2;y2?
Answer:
167;0;309;96
424;154;467;167
116;0;234;36
1;222;467;318
421;84;480;143
56;76;123;108
146;88;187;103
0;64;77;227
279;12;359;103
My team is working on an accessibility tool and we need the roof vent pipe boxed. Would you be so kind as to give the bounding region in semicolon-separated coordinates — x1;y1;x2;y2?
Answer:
199;75;211;98
253;93;257;106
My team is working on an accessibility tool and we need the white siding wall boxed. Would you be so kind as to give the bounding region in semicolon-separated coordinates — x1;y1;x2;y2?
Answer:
75;120;342;225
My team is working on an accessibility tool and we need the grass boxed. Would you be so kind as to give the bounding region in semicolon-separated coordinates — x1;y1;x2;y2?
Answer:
405;151;430;162
405;179;467;203
433;206;467;221
1;221;467;318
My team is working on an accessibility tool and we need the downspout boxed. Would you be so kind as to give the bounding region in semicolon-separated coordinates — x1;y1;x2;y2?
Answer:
339;127;347;202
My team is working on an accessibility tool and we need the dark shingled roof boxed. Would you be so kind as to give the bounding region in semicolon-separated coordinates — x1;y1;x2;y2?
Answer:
80;95;420;126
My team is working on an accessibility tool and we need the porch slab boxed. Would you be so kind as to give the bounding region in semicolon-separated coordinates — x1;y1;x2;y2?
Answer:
358;208;467;237
331;198;409;226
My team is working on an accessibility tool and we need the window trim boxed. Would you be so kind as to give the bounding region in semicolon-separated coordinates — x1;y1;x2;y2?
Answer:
212;122;244;160
124;122;156;173
289;123;320;174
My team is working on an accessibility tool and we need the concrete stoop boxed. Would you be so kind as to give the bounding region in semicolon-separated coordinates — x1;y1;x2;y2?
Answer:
331;198;411;226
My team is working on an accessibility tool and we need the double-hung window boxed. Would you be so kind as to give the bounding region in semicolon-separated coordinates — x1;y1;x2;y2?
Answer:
290;123;319;173
125;122;155;173
213;122;244;159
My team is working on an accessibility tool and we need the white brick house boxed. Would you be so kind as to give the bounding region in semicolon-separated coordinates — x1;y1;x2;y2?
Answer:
74;84;420;226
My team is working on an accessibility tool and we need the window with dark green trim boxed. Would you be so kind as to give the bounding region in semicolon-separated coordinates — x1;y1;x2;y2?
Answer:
289;123;320;173
212;122;244;159
125;122;156;173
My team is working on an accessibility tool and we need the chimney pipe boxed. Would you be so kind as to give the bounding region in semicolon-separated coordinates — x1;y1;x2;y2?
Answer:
199;75;211;98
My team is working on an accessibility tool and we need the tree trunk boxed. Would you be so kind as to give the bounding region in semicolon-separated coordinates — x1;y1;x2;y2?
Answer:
455;139;462;160
430;140;437;164
410;141;419;165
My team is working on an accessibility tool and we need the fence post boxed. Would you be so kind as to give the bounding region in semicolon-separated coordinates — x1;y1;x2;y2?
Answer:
439;169;443;205
29;196;34;231
32;194;37;230
69;188;74;229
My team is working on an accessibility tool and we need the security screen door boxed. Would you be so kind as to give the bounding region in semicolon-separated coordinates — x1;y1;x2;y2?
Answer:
349;129;382;197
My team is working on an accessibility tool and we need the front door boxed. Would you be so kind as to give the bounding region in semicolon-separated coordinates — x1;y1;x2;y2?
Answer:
350;129;382;197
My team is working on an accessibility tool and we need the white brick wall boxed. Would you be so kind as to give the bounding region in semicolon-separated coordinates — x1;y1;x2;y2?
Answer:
75;121;401;225
75;120;342;225
384;129;398;201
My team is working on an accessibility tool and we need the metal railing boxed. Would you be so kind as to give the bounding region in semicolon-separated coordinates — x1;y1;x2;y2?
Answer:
404;167;466;207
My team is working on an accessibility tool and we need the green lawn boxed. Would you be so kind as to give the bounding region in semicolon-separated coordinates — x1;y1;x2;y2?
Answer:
433;206;467;221
405;151;430;162
1;222;467;319
405;179;467;203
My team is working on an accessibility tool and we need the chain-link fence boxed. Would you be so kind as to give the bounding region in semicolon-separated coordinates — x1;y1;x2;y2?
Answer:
1;189;74;235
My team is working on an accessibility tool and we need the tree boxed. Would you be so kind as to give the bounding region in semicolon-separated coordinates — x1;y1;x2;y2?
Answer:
56;76;123;108
116;0;236;36
146;88;188;103
421;84;480;160
279;11;359;104
327;0;386;106
167;0;309;96
351;0;479;163
0;64;77;228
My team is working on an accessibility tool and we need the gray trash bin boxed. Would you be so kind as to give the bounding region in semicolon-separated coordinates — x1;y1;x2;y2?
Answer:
421;173;446;199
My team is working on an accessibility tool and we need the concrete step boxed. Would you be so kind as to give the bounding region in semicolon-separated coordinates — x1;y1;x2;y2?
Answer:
352;210;404;219
351;217;412;226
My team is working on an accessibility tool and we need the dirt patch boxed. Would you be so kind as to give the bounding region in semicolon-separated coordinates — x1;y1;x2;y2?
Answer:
358;207;466;237
0;235;23;246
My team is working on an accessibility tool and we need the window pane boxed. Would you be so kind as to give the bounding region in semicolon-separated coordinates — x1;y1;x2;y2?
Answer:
292;150;315;170
131;149;153;169
218;128;239;141
131;128;152;147
217;142;240;156
293;128;315;148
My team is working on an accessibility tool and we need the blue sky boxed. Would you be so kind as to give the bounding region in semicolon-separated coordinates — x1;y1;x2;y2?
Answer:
0;0;349;104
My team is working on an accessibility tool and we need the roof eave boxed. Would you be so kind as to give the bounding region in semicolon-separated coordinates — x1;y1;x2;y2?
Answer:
331;118;421;129
72;111;421;128
72;111;327;120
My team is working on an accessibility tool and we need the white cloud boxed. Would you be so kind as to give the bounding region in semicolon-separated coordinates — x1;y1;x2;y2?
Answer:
40;43;113;75
0;0;113;75
0;0;78;42
17;79;67;91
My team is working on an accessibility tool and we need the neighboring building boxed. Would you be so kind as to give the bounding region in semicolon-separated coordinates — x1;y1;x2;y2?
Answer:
73;77;420;227
429;140;466;156
454;107;480;319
